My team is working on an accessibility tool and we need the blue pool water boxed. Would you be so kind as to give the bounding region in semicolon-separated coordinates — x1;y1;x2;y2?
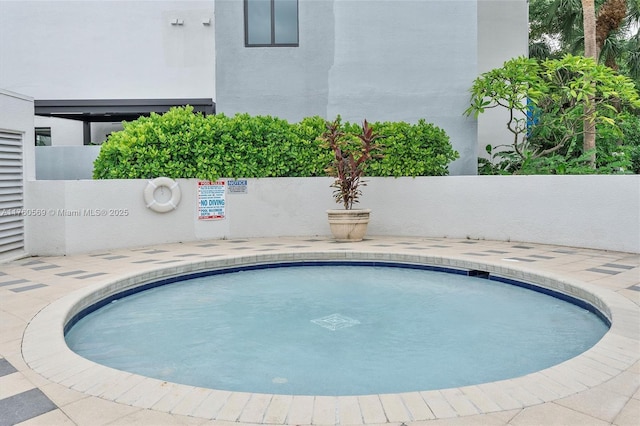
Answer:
65;265;609;396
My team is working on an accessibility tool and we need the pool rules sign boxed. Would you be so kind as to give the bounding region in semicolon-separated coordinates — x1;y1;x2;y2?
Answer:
197;180;225;220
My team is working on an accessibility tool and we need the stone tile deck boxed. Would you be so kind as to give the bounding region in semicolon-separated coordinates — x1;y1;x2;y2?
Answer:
0;236;638;425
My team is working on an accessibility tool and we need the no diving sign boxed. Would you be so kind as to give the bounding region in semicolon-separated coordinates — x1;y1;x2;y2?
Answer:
197;180;225;220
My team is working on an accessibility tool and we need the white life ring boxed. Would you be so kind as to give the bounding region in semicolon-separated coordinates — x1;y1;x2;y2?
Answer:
144;177;181;213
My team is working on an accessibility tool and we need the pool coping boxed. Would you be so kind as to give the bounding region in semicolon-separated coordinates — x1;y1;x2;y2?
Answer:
20;247;640;424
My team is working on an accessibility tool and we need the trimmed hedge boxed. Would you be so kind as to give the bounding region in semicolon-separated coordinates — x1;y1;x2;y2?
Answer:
93;106;458;180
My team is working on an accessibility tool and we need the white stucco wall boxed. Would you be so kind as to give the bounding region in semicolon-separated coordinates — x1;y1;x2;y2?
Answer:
32;117;123;147
477;0;529;155
215;0;529;176
0;0;215;145
215;0;481;175
0;1;215;100
33;116;83;146
24;176;640;256
35;146;102;180
2;0;528;169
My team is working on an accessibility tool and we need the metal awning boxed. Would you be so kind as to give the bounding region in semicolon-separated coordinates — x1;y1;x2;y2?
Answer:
34;98;215;144
34;98;215;122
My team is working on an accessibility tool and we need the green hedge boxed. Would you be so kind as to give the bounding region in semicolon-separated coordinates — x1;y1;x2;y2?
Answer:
93;106;458;180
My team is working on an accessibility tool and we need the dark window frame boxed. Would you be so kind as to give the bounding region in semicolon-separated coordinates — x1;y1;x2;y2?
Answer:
35;127;52;146
244;0;299;47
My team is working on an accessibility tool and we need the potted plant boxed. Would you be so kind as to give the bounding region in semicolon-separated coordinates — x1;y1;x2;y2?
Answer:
320;118;383;241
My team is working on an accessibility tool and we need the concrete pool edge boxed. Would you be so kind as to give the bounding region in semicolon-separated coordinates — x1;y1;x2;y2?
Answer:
19;247;640;424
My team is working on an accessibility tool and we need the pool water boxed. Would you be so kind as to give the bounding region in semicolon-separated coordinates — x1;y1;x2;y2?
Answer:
65;265;609;396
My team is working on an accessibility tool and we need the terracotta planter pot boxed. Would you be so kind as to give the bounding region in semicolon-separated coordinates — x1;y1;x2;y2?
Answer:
326;209;371;241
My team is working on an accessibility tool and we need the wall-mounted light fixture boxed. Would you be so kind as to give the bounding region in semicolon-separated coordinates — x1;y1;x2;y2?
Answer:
202;18;211;26
170;19;184;26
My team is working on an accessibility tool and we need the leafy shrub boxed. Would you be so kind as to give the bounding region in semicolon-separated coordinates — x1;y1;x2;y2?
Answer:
368;120;456;177
93;106;213;179
93;107;457;179
616;112;640;173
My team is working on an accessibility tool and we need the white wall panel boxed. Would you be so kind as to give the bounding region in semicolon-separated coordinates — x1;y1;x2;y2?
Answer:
24;176;640;256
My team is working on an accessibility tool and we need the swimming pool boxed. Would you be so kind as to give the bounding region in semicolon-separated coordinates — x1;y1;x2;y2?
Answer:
64;262;609;396
20;243;638;424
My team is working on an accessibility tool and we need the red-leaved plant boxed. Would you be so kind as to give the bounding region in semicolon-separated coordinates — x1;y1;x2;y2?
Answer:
320;118;383;209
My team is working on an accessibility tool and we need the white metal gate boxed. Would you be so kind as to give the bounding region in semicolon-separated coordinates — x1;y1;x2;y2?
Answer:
0;129;24;258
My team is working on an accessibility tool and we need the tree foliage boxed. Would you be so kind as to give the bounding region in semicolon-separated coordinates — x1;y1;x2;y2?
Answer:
466;55;640;174
530;0;640;86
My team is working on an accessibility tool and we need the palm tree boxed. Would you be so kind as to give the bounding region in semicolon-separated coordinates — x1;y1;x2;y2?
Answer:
596;0;628;68
530;0;638;78
621;32;640;81
582;0;598;167
620;1;640;80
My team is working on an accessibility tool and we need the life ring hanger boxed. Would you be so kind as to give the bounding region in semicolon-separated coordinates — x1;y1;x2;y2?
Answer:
144;177;181;213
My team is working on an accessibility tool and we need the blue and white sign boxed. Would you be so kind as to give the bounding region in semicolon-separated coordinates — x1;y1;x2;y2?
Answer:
227;179;248;194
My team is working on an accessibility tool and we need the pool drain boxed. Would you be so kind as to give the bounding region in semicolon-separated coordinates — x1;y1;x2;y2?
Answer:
311;313;360;331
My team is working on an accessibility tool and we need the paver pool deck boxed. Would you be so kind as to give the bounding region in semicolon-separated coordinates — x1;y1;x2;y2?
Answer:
0;236;638;426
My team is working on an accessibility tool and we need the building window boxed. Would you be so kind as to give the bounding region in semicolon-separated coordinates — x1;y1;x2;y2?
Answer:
35;127;51;146
245;0;298;47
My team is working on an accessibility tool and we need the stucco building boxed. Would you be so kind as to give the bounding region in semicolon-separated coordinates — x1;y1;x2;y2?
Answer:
0;0;528;176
